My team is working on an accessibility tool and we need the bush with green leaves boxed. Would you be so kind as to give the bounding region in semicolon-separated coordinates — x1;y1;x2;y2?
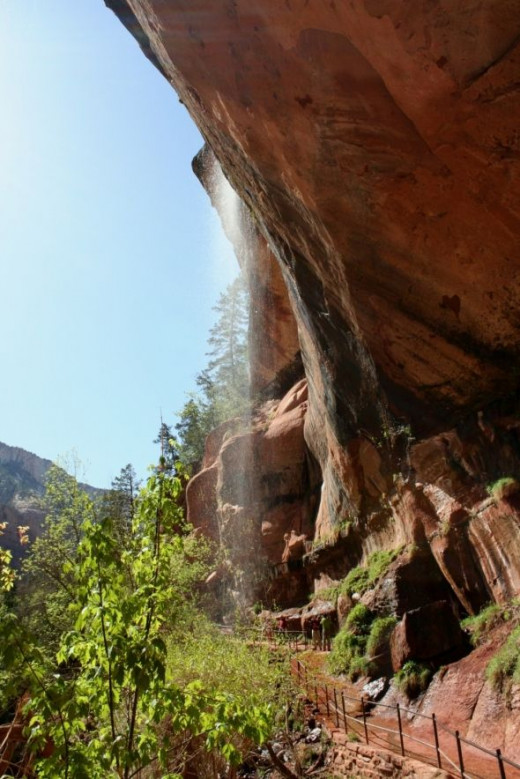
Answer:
328;605;374;678
328;608;397;680
394;661;432;698
323;547;402;605
461;603;511;646
16;463;96;656
486;626;520;693
0;467;285;778
366;616;398;659
486;476;519;500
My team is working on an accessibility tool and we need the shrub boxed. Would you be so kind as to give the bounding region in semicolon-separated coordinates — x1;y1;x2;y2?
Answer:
486;626;520;692
345;603;373;634
349;655;375;681
342;566;370;596
339;548;402;599
328;629;365;675
486;477;520;500
461;603;508;646
366;616;398;658
328;605;374;677
394;661;432;698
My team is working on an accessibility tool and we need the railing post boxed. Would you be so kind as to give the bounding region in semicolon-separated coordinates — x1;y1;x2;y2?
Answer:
333;687;340;727
361;696;369;744
341;691;348;734
455;730;465;777
396;703;405;757
325;685;330;718
432;713;442;769
496;748;506;779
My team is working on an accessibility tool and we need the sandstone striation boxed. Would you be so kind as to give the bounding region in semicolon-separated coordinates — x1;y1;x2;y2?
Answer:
107;0;520;759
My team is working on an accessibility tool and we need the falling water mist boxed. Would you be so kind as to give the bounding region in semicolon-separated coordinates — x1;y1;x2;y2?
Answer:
205;153;265;618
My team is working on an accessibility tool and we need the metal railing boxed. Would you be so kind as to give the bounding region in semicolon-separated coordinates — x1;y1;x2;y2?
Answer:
293;658;520;779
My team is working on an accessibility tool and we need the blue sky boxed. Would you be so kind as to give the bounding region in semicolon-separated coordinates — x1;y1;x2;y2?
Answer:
0;1;238;487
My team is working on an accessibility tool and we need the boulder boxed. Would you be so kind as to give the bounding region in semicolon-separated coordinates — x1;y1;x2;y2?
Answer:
390;600;465;671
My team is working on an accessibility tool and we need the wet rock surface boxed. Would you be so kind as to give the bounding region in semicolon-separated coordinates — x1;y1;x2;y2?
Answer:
106;0;520;763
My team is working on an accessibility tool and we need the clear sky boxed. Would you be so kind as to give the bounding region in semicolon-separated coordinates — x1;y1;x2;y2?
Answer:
0;0;238;487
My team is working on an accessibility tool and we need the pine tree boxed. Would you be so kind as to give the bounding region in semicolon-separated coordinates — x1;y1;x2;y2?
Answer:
102;464;139;544
176;274;250;467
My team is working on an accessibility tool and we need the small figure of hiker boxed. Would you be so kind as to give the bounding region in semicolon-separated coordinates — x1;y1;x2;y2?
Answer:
320;613;332;651
310;616;321;650
277;615;287;635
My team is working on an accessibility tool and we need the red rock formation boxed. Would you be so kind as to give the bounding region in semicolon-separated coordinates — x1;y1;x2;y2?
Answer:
390;600;465;670
186;380;320;599
105;0;520;585
107;0;520;745
106;0;520;424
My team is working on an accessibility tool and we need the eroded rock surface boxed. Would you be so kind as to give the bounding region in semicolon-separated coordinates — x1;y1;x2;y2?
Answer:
107;0;520;757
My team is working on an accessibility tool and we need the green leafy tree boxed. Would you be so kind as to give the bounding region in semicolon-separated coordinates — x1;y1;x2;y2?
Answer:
17;464;96;654
101;463;139;545
174;395;214;467
1;468;275;777
176;273;250;466
204;273;249;404
154;421;181;473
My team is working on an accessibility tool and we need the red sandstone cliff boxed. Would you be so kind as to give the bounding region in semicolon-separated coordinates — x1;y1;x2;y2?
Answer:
106;0;520;756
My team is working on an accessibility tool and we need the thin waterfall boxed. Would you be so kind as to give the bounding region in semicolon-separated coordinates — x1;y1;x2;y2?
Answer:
204;153;261;615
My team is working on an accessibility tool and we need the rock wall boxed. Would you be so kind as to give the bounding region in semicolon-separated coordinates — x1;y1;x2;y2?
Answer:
104;0;520;594
106;0;520;751
331;737;451;779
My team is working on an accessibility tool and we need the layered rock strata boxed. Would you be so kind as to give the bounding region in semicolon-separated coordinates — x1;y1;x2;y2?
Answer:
107;0;520;756
105;0;520;563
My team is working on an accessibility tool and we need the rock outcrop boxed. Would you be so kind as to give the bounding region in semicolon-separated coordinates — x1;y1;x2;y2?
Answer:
106;0;520;757
0;442;52;566
105;0;520;579
0;442;102;567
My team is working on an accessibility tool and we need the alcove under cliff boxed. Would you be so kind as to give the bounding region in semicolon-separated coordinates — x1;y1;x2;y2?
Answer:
105;0;520;758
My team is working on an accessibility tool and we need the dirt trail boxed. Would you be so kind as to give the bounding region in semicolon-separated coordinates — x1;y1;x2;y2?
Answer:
290;651;520;779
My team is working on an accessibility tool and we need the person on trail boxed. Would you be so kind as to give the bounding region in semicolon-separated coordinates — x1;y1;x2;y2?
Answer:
277;615;287;635
320;614;332;651
310;616;321;650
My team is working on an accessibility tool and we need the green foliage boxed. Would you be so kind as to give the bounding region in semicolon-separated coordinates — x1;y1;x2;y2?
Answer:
366;616;398;658
394;661;432;698
101;464;139;545
328;605;374;678
16;463;96;655
342;567;370;597
461;603;510;646
334;548;402;601
345;603;373;633
486;626;520;692
486;477;519;499
1;466;282;777
175;395;212;468
167;621;293;719
329;608;397;681
0;522;15;592
176;273;250;466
